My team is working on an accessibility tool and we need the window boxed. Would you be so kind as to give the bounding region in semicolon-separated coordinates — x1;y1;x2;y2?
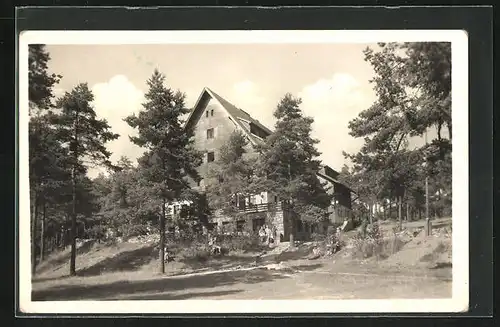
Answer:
207;151;215;162
207;128;214;139
211;109;214;116
206;110;209;117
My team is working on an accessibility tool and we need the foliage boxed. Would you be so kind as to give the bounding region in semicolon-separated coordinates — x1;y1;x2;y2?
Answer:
254;94;332;242
205;130;254;217
51;83;119;275
350;222;405;260
124;69;202;273
29;45;62;110
28;44;68;273
219;233;263;252
343;42;452;224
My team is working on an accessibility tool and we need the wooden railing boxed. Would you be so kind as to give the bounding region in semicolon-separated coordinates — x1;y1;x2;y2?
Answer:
237;202;284;213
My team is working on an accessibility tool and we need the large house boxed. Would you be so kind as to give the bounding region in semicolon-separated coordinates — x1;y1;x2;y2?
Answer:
167;87;354;241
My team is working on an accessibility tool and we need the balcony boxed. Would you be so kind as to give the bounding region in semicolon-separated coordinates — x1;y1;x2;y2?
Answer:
237;202;285;214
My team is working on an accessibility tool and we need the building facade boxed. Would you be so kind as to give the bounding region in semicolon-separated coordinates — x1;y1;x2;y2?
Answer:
168;87;354;241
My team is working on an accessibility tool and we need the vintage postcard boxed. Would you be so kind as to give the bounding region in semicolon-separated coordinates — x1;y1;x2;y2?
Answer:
18;29;468;314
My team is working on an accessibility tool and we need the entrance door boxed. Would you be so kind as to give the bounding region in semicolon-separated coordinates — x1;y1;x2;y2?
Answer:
252;218;265;232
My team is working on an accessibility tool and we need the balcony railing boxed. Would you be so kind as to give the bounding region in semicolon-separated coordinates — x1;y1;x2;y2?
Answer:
237;202;284;213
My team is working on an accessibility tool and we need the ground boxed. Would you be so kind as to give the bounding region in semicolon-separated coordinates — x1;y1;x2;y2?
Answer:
32;218;452;301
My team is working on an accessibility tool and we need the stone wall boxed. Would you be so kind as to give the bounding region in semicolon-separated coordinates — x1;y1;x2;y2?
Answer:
266;210;285;242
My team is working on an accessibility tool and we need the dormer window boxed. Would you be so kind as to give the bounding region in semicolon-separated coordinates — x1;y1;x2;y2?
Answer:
250;124;268;139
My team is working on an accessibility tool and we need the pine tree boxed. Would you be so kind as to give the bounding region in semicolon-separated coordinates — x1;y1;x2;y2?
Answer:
52;83;119;276
125;69;202;273
28;44;65;273
29;45;62;110
344;42;452;227
401;42;452;140
255;94;331;245
205;130;254;217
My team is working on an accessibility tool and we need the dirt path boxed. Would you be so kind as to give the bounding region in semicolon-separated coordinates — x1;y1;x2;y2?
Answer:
32;256;451;301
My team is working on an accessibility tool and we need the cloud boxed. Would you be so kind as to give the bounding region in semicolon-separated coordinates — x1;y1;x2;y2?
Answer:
88;75;146;177
229;80;274;127
297;73;376;170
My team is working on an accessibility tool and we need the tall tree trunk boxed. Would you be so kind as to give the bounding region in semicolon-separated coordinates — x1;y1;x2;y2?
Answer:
59;226;64;249
425;176;430;220
288;204;295;247
31;195;39;275
369;202;373;225
159;197;166;274
40;199;46;262
437;188;442;218
388;198;392;220
69;166;77;276
406;201;409;222
69;110;79;276
287;163;295;246
437;121;442;141
398;196;403;231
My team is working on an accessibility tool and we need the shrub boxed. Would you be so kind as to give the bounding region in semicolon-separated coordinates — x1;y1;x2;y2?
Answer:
119;224;149;239
349;222;404;260
314;227;343;256
311;233;326;242
86;225;107;242
218;232;262;252
178;240;211;263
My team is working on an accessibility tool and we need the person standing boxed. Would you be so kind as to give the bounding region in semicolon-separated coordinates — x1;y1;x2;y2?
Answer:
265;225;271;245
259;225;266;243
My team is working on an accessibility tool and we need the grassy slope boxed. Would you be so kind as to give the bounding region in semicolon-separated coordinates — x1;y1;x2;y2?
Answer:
32;218;453;300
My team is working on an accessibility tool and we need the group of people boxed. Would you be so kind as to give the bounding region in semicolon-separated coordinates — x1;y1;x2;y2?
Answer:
258;224;277;245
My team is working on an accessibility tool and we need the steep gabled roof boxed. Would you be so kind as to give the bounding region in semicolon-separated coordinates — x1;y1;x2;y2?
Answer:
317;165;356;194
184;87;354;196
184;87;273;145
207;88;273;135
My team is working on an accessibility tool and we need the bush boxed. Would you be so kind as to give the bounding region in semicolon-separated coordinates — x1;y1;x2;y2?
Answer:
314;228;343;256
227;233;262;252
86;225;107;242
119;224;149;240
349;222;404;260
178;240;211;263
311;233;326;242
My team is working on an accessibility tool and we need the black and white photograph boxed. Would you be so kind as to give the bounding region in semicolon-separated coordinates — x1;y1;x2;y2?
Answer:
18;30;468;314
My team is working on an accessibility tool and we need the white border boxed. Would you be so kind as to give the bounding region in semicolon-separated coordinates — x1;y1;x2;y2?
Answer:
18;30;469;314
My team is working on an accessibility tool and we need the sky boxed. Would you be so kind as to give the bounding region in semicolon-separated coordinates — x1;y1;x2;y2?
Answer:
44;43;412;178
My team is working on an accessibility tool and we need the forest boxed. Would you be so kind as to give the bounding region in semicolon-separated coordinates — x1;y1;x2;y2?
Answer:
28;42;452;276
